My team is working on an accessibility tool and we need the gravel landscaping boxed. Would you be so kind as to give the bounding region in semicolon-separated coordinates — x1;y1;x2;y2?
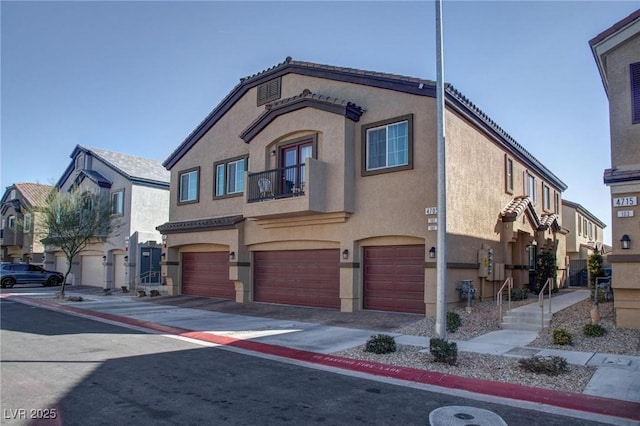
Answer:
334;296;640;394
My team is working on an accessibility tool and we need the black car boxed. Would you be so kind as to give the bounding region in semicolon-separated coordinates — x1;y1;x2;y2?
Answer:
0;263;64;288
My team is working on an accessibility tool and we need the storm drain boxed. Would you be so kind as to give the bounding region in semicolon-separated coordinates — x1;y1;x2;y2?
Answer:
429;406;507;426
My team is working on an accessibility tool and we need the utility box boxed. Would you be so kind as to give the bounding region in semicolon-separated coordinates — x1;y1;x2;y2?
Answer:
478;248;493;278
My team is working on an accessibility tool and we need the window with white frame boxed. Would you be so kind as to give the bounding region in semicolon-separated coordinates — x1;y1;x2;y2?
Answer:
525;172;537;203
578;215;582;235
588;222;593;239
24;213;32;233
179;168;199;204
362;114;413;175
111;190;124;215
554;192;560;213
8;215;15;229
214;157;247;198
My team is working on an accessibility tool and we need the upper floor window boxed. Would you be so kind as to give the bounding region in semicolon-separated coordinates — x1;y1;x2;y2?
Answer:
554;192;560;214
214;157;247;198
362;114;413;176
542;184;551;211
505;156;514;194
24;213;32;233
9;189;16;200
8;215;15;229
525;172;537;203
631;62;640;124
588;222;593;239
179;167;199;204
578;215;582;236
111;190;124;215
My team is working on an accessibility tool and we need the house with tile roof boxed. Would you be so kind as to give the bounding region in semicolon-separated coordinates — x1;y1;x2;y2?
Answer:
43;145;170;289
1;182;54;264
158;57;568;315
590;9;640;329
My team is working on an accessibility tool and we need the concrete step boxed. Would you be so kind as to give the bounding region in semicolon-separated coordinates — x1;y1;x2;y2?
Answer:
501;322;544;332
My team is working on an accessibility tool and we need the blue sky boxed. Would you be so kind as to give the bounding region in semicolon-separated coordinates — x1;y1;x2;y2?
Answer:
2;1;639;245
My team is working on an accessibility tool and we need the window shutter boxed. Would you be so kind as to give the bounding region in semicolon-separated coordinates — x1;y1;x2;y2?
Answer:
631;62;640;124
257;78;281;106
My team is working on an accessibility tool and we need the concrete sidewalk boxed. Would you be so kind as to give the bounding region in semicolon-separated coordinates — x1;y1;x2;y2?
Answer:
4;288;639;424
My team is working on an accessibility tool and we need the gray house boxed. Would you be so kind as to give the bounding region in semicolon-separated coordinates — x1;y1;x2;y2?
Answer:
44;145;170;289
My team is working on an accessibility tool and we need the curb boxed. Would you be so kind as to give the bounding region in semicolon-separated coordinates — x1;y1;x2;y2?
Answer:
6;294;640;422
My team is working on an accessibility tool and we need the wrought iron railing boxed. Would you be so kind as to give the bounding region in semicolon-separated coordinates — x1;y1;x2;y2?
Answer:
497;276;513;321
538;277;553;329
247;165;306;203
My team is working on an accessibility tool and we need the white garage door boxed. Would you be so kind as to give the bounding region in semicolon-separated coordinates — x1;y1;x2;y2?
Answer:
81;255;103;287
114;254;127;288
55;255;73;284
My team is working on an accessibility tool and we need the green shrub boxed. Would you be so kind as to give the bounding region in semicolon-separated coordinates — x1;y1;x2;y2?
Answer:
583;323;607;337
552;328;573;346
446;311;461;333
364;334;397;354
518;355;568;376
509;288;529;301
429;338;458;365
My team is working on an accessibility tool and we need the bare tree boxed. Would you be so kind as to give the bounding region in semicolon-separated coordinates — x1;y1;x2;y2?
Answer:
39;186;116;297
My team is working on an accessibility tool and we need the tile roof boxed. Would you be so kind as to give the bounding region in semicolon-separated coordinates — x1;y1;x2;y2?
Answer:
157;215;244;234
163;57;567;191
240;89;365;143
14;183;53;208
80;146;169;184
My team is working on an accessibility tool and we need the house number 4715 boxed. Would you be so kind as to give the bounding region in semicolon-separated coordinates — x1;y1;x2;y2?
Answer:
613;196;637;207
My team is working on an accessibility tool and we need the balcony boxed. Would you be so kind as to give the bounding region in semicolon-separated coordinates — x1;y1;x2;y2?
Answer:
244;158;329;219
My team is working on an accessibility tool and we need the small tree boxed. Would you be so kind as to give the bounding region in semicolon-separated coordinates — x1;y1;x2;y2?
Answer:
588;251;606;302
39;186;116;297
536;250;557;293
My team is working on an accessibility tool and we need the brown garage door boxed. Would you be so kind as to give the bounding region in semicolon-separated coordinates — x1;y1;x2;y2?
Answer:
182;252;235;299
363;245;425;314
254;250;340;309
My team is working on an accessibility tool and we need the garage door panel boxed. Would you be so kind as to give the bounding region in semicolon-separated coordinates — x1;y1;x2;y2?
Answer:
81;255;103;287
363;245;425;314
182;252;235;299
254;250;339;309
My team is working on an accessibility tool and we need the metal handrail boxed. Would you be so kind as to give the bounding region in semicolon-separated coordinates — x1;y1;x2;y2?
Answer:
497;277;513;322
136;270;160;285
538;277;553;329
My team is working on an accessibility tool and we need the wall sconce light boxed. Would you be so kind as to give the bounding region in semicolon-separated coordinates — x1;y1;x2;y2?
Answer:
124;255;128;261
342;249;349;260
621;234;631;250
102;255;106;261
429;247;436;259
161;234;167;247
229;251;235;260
161;253;166;259
271;150;276;156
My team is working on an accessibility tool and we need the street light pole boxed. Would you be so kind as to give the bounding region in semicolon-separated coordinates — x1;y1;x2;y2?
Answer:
435;0;447;339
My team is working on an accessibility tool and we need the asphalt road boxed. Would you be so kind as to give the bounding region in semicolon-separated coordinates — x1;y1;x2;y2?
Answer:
0;294;615;426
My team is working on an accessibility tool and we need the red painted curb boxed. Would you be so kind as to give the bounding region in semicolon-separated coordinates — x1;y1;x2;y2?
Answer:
7;295;640;421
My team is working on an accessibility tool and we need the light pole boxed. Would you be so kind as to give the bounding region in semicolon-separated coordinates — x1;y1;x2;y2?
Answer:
434;0;448;339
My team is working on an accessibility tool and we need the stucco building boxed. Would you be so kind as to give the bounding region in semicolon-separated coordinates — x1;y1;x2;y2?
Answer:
159;57;568;315
1;183;53;264
44;145;170;289
590;9;640;328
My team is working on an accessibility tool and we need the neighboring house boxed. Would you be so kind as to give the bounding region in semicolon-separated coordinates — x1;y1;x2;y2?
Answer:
158;57;568;315
44;145;170;289
590;9;640;329
0;183;53;264
562;199;607;287
562;200;607;260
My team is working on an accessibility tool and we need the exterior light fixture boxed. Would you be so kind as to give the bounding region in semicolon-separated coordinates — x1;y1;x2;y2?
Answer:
429;247;436;259
102;255;106;261
621;234;631;250
161;253;166;259
229;251;235;260
342;249;349;260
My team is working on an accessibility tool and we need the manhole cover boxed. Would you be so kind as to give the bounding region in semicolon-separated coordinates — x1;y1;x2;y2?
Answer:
602;357;632;366
429;406;507;426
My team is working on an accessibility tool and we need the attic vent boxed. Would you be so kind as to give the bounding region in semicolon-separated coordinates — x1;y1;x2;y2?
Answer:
632;62;640;124
257;77;281;106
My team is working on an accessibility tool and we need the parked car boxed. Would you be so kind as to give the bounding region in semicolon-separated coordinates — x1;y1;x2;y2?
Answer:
0;263;64;288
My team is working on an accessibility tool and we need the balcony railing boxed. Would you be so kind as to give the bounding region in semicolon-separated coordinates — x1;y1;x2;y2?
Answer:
247;165;306;203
